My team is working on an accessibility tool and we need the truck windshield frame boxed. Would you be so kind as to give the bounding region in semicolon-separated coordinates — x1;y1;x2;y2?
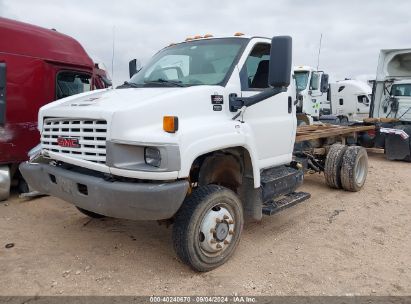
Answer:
294;71;310;91
128;38;249;87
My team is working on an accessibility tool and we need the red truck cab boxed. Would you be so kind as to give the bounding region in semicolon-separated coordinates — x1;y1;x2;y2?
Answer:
0;17;111;200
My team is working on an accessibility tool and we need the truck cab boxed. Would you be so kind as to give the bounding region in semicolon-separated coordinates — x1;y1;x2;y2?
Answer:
21;34;368;271
0;17;111;200
293;65;329;124
369;48;411;161
323;79;372;122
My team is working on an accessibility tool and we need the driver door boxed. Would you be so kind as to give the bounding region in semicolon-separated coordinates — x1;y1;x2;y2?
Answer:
238;40;296;168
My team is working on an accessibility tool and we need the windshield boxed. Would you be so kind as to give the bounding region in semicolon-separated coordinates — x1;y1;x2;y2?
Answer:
128;38;247;87
294;71;310;91
391;83;411;97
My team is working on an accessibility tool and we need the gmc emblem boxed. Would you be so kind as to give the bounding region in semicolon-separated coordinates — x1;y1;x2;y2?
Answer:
57;137;80;148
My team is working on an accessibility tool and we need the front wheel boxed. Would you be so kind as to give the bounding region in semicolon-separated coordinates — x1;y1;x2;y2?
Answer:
172;185;243;272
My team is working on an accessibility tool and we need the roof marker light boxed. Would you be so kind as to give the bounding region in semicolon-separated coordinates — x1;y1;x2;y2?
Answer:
234;32;244;36
204;34;213;38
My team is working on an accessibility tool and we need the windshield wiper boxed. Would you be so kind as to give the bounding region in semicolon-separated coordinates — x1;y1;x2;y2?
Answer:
116;81;140;89
144;78;185;87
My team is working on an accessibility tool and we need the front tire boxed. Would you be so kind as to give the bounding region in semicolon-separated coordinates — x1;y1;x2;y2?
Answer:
172;185;243;272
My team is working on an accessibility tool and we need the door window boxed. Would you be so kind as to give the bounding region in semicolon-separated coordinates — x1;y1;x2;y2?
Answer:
242;43;271;90
56;71;92;99
310;72;320;90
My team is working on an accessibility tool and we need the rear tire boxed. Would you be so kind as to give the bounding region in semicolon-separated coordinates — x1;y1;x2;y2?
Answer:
324;144;347;189
172;185;243;272
341;146;368;192
76;207;106;219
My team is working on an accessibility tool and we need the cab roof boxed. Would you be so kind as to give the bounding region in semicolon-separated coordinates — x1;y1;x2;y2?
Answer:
0;17;93;68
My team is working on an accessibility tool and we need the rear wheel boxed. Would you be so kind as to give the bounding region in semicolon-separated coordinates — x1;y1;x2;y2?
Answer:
341;146;368;192
324;144;347;189
172;185;243;272
76;207;106;219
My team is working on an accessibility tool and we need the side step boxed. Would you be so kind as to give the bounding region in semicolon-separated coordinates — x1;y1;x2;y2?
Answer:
262;191;311;216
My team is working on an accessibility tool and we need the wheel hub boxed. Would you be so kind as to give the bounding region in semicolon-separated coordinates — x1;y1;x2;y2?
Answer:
199;206;235;255
215;222;229;242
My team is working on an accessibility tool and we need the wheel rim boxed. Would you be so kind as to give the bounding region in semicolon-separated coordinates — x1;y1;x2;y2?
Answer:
355;153;367;185
199;204;235;257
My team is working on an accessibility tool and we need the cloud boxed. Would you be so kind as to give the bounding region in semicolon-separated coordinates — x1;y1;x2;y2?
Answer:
1;0;411;85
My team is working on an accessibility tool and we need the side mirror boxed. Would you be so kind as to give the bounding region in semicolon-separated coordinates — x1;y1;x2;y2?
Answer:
129;59;137;78
129;59;142;78
320;73;329;93
268;36;292;88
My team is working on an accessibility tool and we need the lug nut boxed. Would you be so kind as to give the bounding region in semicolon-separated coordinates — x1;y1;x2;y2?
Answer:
216;244;222;249
216;218;222;223
223;215;229;220
224;240;230;245
210;239;217;244
210;228;216;234
229;230;234;235
228;220;234;224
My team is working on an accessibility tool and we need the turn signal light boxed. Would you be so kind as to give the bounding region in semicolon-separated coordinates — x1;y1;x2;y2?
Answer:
163;116;179;133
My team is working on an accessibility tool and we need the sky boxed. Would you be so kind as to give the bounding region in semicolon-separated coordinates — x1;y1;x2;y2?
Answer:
1;0;411;86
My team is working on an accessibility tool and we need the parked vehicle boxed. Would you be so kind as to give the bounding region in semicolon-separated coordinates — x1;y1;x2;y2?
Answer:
365;48;411;161
0;17;111;200
321;79;372;122
293;65;329;125
21;34;369;271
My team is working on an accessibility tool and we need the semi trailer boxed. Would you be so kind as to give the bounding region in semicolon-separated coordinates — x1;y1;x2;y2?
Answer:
0;17;111;200
20;34;370;271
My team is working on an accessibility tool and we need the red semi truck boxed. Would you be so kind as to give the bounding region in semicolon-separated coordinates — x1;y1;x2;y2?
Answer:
0;17;111;200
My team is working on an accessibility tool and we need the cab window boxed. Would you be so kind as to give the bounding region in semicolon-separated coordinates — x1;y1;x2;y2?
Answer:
310;72;320;90
56;71;92;99
242;43;271;90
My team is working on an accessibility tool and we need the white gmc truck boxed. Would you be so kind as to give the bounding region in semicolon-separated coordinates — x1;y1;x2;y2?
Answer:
21;35;369;271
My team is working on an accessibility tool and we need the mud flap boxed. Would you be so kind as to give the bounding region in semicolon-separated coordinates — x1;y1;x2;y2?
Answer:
384;125;411;161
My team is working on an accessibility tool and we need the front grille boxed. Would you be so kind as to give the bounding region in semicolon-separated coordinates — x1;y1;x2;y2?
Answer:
41;118;107;163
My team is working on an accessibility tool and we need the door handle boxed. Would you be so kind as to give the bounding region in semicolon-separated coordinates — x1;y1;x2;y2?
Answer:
288;97;292;113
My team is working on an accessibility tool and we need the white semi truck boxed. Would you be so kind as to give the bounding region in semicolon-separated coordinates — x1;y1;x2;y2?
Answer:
21;35;370;271
293;65;329;125
366;48;411;161
321;79;372;122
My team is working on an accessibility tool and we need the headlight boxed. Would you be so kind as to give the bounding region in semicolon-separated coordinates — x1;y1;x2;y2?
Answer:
144;147;161;167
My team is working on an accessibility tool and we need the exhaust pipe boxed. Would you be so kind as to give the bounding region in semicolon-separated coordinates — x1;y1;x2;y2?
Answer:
0;165;10;201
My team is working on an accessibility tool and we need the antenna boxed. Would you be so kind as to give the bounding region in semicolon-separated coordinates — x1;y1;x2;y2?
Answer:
316;33;323;71
111;26;115;83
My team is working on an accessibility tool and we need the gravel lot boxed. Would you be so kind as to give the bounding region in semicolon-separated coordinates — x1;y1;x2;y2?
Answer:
0;153;410;296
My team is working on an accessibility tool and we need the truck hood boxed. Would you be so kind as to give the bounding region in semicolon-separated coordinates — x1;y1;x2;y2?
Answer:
38;86;227;134
41;87;183;112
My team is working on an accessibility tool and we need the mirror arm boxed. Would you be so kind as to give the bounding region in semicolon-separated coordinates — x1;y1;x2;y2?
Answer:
229;87;287;112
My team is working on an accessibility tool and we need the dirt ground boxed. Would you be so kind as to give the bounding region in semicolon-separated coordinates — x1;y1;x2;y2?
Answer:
0;152;410;296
